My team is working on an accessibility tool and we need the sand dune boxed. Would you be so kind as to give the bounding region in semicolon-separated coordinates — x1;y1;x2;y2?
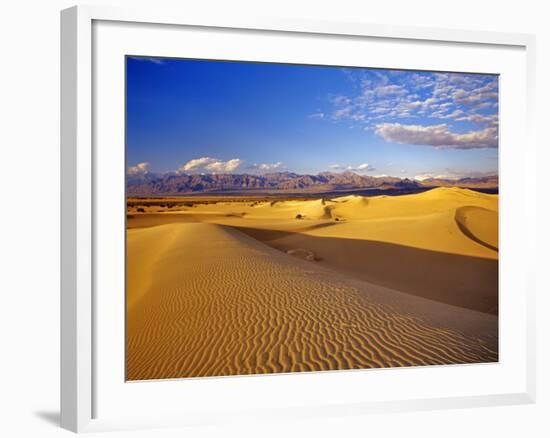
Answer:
126;222;497;381
455;206;498;252
128;187;498;259
233;227;498;314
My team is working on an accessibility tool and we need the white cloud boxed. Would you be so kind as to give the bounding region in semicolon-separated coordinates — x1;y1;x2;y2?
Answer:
332;107;353;120
308;112;325;119
456;113;498;126
414;173;453;181
205;159;242;172
409;74;435;89
421;97;437;109
327;163;375;172
374;84;406;96
404;100;423;110
453;85;498;106
438;109;464;119
375;123;497;149
179;157;214;171
324;69;498;136
327;164;354;171
331;95;351;106
127;162;150;175
248;162;284;172
178;157;242;173
414;169;497;181
356;163;371;171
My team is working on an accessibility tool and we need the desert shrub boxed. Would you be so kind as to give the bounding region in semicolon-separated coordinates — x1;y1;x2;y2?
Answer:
295;214;303;219
137;208;145;213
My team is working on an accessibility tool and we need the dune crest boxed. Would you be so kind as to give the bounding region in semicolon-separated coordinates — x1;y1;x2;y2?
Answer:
127;188;498;259
455;206;498;251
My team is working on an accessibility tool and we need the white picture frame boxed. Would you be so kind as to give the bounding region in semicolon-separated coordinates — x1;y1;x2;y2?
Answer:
60;4;537;433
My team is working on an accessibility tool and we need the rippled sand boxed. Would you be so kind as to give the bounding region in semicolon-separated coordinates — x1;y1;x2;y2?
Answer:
127;187;498;381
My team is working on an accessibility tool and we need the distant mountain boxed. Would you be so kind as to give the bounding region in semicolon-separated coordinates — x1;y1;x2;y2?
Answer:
417;175;499;189
126;170;498;196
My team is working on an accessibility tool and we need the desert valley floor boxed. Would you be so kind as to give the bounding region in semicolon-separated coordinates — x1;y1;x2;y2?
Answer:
125;187;498;381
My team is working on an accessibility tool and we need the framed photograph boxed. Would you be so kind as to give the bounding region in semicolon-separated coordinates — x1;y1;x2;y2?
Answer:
61;5;536;433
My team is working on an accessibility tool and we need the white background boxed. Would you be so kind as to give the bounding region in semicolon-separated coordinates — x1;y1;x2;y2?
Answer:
94;19;527;422
0;0;547;437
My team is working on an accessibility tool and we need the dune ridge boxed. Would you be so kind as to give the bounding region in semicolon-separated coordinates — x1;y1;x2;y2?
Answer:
455;206;498;252
126;222;497;381
128;187;498;259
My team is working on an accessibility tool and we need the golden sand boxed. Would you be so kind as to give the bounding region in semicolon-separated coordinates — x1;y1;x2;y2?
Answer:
126;188;498;380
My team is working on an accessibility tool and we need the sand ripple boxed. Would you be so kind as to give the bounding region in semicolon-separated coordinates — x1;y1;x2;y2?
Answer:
126;223;497;381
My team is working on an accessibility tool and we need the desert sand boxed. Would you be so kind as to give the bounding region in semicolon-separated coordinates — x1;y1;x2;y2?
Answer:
126;187;498;380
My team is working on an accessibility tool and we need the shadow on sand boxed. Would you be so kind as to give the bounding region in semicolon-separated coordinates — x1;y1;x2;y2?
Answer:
232;226;498;315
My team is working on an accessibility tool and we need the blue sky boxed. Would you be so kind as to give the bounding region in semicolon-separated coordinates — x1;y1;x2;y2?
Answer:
126;56;498;180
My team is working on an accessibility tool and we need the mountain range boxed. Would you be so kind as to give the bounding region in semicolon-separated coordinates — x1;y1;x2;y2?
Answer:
127;171;498;196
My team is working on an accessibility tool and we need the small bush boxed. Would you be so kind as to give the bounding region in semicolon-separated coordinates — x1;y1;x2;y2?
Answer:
137;208;145;213
296;214;303;219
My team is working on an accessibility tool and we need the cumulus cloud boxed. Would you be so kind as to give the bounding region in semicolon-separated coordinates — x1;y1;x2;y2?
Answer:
248;162;285;172
178;157;242;173
356;163;371;171
127;162;150;175
375;123;497;149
